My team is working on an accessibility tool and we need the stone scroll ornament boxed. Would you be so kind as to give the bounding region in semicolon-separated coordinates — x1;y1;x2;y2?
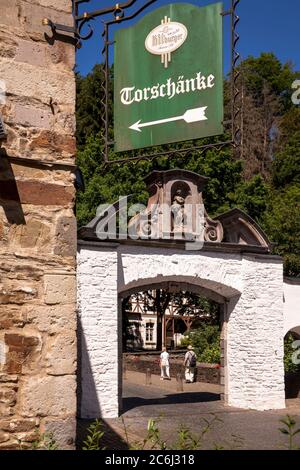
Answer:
203;215;223;243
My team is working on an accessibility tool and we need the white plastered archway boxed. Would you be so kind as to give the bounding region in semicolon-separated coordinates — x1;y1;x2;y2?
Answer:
77;241;286;418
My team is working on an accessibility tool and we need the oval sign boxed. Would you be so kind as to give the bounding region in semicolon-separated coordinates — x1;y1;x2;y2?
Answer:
145;22;188;56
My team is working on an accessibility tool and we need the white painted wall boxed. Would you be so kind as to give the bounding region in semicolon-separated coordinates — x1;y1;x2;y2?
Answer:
77;244;119;418
226;256;285;410
283;280;300;335
77;241;286;417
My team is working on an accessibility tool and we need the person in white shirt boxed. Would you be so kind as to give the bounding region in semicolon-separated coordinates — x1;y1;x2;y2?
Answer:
160;347;171;380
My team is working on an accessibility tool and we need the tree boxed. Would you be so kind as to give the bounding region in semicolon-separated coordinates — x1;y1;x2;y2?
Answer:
181;324;221;364
230;175;270;223
237;54;299;179
272;108;300;189
263;185;300;277
272;137;300;190
76;138;243;228
240;53;298;110
76;64;113;149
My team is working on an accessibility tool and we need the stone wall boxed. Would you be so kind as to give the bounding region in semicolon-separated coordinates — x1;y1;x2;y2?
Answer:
0;1;77;449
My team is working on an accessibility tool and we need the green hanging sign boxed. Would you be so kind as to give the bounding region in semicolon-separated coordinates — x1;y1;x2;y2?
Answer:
114;2;224;153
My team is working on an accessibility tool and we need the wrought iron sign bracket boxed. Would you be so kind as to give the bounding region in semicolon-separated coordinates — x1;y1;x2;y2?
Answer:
221;9;233;16
42;0;152;48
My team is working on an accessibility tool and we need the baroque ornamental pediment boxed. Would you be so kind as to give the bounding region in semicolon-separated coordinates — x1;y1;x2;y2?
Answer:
128;170;223;243
216;208;271;248
79;169;272;252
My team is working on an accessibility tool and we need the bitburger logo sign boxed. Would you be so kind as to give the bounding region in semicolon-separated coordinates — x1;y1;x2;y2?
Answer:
145;16;188;68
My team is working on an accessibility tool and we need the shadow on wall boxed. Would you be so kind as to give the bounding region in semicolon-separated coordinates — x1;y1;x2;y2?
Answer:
77;317;130;448
285;372;300;399
0;148;25;225
44;29;78;48
76;317;101;418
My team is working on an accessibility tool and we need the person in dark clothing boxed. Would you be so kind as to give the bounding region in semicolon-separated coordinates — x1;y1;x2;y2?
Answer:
184;345;197;383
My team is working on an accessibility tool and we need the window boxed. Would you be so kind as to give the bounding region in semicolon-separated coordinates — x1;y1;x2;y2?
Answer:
146;322;154;342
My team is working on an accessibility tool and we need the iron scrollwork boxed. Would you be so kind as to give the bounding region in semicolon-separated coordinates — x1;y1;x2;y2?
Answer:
42;0;155;47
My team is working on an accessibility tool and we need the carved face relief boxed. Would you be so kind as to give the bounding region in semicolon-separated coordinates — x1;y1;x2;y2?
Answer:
172;189;186;206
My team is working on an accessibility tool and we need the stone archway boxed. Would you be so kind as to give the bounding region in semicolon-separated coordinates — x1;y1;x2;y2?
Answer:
77;242;286;418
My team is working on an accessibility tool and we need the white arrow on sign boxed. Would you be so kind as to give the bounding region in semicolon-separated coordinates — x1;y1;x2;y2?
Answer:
129;106;208;132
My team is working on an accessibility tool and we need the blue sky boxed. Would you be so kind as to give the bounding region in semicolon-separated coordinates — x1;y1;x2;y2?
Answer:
76;0;300;75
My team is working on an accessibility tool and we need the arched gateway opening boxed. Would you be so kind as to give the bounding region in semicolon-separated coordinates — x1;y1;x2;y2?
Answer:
77;170;286;418
120;278;227;407
122;286;221;352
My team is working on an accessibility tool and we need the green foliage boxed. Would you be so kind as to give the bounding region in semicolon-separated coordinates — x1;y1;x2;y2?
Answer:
82;419;105;450
171;424;202;451
280;107;300;139
273;111;300;190
184;148;243;215
230;175;270;222
128;418;167;450
263;185;300;277
279;415;300;450
20;415;300;451
181;324;221;364
76;65;113;148
125;415;245;450
283;254;300;279
27;432;58;450
173;294;219;320
241;53;298;110
284;334;300;374
127;415;227;450
273;141;300;190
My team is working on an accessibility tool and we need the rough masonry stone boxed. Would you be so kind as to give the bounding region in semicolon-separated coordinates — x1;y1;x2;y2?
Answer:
0;0;77;449
20;376;76;417
44;273;76;305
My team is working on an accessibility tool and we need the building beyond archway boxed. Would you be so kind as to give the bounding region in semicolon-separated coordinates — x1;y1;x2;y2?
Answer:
123;289;220;351
77;170;289;418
